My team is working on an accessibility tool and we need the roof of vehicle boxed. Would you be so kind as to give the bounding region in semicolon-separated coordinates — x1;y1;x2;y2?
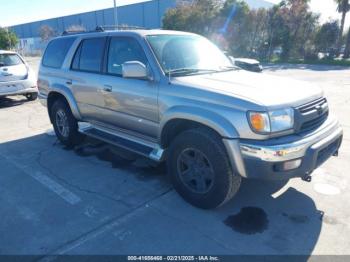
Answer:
59;28;197;39
115;29;195;36
0;50;17;55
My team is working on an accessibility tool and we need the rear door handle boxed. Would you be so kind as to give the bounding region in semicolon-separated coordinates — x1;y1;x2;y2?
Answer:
66;80;72;85
103;85;112;92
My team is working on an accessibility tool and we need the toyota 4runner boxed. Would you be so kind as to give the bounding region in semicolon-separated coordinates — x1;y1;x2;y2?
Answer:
38;28;343;209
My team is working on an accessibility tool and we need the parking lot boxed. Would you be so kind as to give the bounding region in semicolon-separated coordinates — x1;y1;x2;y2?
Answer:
1;58;350;257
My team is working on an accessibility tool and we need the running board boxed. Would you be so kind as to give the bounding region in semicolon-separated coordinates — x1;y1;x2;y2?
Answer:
79;124;165;162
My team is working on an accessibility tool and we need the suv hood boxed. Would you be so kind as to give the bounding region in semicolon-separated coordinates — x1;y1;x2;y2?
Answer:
173;70;323;109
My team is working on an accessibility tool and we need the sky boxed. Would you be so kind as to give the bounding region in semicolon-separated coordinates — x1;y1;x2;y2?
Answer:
0;0;349;30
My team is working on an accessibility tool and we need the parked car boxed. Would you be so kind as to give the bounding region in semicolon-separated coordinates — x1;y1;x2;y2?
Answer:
0;50;38;100
233;57;263;72
38;28;343;209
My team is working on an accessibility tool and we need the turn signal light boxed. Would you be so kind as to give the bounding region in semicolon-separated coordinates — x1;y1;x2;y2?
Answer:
249;112;270;133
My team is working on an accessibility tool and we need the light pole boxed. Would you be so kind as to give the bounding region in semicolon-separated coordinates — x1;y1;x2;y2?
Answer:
113;0;119;27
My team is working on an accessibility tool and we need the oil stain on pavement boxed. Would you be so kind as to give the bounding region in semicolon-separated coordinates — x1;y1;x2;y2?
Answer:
224;207;269;235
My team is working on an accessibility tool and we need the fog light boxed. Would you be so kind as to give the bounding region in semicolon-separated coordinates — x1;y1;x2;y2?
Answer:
275;159;302;172
283;159;302;171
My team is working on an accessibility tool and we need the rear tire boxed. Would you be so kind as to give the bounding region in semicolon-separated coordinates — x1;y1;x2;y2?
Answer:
25;93;38;101
167;128;241;209
51;99;84;147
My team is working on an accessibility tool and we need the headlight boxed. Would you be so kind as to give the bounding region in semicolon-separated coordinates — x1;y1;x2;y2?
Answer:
248;108;294;133
269;108;294;132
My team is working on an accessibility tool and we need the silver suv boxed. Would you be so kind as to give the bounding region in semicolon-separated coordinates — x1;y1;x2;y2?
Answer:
0;50;38;101
38;28;343;209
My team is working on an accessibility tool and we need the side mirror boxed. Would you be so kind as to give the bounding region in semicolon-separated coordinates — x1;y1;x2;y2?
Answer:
122;61;150;80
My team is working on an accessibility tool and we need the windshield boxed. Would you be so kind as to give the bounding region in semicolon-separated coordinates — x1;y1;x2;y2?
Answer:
146;34;234;75
0;54;23;67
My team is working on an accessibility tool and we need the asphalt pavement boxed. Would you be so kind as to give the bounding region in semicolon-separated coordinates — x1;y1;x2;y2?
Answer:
0;58;349;257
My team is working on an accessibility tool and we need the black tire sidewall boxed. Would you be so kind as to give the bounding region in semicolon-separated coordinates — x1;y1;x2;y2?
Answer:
168;128;240;209
51;99;81;146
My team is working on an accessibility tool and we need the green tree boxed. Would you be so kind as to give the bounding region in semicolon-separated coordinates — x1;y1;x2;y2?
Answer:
0;27;18;50
162;0;222;35
219;0;251;56
344;27;350;58
161;0;332;61
265;3;290;60
277;0;319;59
248;8;270;56
334;0;350;56
315;21;340;52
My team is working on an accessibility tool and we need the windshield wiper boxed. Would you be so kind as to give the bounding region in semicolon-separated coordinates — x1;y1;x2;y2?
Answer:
166;68;220;77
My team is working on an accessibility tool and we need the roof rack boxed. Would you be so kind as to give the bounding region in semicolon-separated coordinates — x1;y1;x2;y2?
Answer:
95;25;147;31
62;30;87;36
62;25;147;36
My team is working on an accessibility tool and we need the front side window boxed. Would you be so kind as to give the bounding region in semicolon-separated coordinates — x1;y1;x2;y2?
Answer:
72;37;106;73
107;37;147;76
42;37;75;68
0;54;23;67
146;34;233;75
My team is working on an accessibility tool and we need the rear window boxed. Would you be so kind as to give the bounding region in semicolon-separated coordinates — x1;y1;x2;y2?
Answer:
0;54;23;67
42;37;76;68
71;38;106;73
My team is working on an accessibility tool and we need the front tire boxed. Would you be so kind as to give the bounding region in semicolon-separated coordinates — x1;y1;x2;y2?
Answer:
167;128;241;209
51;99;84;147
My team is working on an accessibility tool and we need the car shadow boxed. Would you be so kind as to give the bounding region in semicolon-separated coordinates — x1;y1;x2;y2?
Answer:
0;97;28;109
263;63;350;72
0;133;322;256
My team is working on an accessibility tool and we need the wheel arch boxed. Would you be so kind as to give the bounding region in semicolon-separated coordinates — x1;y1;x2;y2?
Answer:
47;85;81;123
160;106;239;148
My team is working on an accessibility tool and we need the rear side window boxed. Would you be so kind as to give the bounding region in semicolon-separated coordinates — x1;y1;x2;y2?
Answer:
42;37;75;68
72;38;106;73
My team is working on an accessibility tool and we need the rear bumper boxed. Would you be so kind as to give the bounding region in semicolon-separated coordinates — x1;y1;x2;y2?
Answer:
224;117;343;180
0;79;37;97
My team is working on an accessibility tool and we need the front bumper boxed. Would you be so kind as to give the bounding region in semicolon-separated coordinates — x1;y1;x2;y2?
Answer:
224;117;343;180
0;79;38;97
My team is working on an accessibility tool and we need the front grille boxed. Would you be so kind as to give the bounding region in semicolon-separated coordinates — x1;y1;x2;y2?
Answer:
296;98;329;133
300;111;329;132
